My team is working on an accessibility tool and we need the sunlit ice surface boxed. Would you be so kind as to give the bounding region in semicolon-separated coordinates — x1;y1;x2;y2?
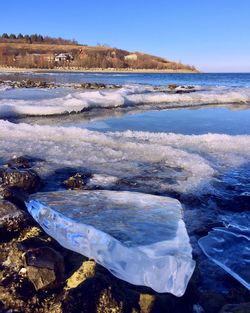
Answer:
27;190;195;296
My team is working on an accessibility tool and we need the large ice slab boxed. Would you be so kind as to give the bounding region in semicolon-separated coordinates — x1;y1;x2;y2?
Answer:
198;212;250;290
26;190;195;296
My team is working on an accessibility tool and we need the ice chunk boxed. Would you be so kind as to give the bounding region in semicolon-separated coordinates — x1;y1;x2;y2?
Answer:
198;212;250;290
26;190;195;296
222;212;250;235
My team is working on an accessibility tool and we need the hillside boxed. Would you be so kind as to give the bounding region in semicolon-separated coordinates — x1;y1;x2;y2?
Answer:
0;41;198;72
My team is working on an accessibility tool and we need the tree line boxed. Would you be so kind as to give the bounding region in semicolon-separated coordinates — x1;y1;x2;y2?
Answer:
0;33;78;45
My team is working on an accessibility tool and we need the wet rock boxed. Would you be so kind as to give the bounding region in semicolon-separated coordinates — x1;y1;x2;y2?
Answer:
167;84;196;94
65;260;96;290
13;79;56;89
62;267;135;313
73;82;120;89
63;172;92;190
7;156;31;169
0;186;28;211
17;236;51;252
82;82;106;89
219;303;250;313
0;168;41;193
24;247;65;290
7;155;40;169
0;200;29;239
168;84;179;90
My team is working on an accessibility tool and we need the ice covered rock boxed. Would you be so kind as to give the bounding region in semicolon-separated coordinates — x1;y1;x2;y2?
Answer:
198;212;250;290
26;190;195;296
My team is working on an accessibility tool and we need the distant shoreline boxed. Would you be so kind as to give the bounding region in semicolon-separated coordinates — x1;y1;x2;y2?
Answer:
0;66;199;74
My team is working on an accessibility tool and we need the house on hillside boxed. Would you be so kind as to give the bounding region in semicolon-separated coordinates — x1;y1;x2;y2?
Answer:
54;53;74;62
124;53;138;61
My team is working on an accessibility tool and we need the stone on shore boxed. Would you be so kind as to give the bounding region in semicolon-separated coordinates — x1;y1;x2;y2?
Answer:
24;247;65;290
7;155;39;169
167;84;196;94
13;79;56;89
0;167;41;193
63;172;92;190
0;200;29;238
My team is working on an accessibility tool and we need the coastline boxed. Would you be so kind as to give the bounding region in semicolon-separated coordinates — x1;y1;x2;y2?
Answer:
0;66;199;74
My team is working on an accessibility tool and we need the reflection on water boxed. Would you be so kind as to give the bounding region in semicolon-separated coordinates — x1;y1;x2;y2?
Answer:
17;105;250;135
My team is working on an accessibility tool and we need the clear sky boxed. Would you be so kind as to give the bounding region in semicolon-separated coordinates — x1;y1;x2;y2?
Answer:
1;0;250;72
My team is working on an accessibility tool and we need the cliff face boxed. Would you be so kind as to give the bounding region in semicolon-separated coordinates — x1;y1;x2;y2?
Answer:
0;43;198;72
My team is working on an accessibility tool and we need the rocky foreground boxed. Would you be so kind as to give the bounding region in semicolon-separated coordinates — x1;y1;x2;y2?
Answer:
0;156;249;313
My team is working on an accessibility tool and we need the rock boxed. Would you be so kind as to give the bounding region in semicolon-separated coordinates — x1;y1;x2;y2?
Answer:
0;200;29;238
66;260;96;289
0;168;41;193
168;84;178;90
73;82;120;90
17;236;51;252
63;172;92;190
13;79;56;89
139;294;155;313
7;155;39;169
219;303;250;313
0;186;28;211
24;247;64;290
167;84;196;94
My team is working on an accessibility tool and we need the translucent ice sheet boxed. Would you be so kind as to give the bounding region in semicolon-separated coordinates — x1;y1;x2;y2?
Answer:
26;190;195;296
199;212;250;290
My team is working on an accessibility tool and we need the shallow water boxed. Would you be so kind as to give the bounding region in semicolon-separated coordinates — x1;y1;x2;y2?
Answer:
65;106;250;135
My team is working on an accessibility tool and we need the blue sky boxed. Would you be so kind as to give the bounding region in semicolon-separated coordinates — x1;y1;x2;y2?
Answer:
1;0;250;72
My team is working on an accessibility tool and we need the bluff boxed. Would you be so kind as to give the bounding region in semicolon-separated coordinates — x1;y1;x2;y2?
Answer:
0;41;198;72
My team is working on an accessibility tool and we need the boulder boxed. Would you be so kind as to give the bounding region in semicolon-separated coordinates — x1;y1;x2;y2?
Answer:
0;200;29;237
0;167;41;193
7;155;36;169
0;186;28;211
63;172;91;190
13;79;56;89
168;84;178;90
24;247;65;290
73;82;120;90
167;84;196;94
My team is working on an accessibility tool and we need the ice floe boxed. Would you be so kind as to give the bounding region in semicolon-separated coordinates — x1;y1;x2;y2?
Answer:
198;212;250;290
26;190;195;295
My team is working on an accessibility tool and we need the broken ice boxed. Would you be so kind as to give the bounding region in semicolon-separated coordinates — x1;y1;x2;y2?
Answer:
26;190;195;296
198;212;250;290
